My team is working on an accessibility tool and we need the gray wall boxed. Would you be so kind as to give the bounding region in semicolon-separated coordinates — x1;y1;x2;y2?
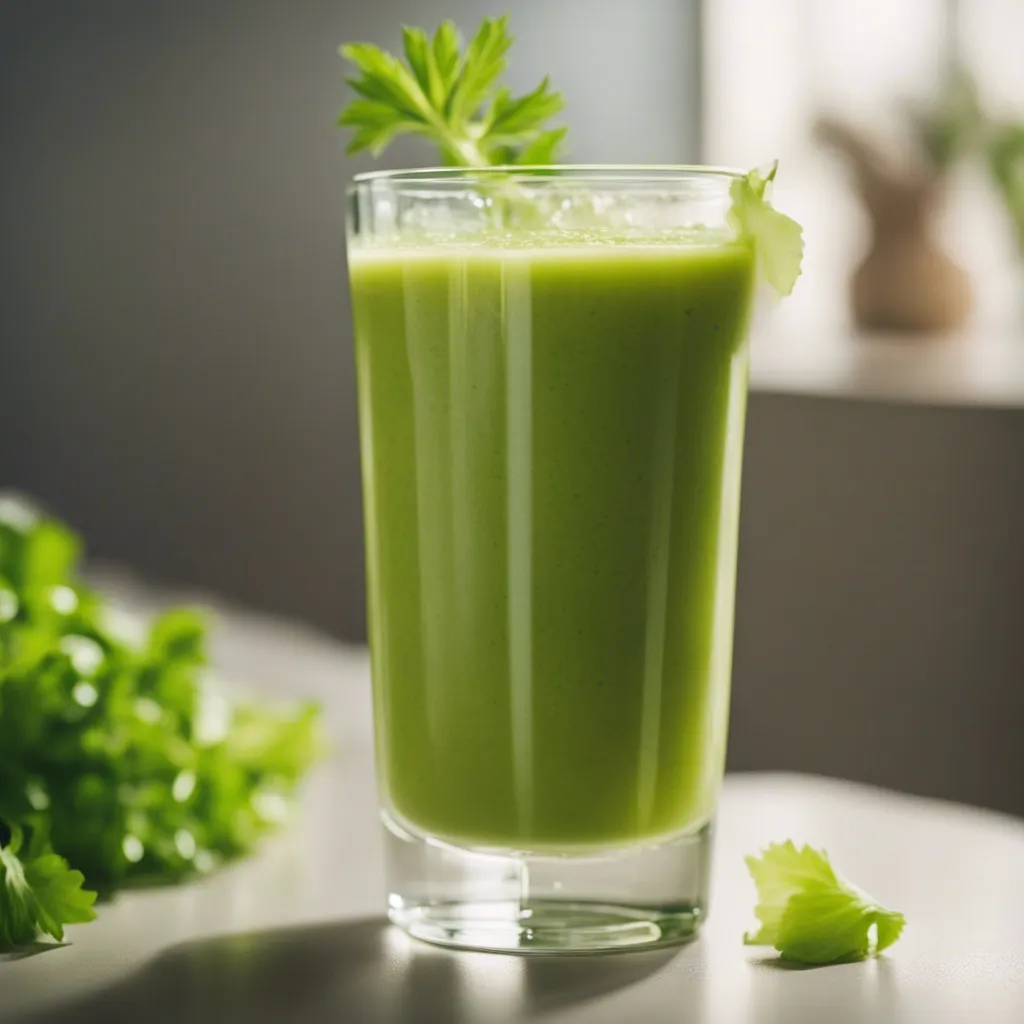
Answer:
0;0;702;640
732;395;1024;817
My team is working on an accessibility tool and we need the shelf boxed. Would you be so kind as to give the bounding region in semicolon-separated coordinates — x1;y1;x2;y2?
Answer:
749;325;1024;411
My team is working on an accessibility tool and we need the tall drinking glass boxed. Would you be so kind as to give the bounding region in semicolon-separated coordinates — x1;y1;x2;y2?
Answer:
346;167;756;954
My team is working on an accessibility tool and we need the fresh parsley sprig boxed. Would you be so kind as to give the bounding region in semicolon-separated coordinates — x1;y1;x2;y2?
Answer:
0;495;325;950
745;841;906;965
338;17;566;167
0;824;97;948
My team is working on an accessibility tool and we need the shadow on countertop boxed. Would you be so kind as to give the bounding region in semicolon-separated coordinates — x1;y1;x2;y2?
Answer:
17;917;681;1024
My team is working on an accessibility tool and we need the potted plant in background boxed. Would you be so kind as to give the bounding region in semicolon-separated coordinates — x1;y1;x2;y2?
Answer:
814;67;1024;336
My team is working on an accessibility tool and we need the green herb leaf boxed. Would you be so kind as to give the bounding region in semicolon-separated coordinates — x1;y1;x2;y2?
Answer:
432;21;461;96
729;162;804;297
486;78;564;141
447;16;513;126
513;127;568;166
0;825;97;949
401;27;438;107
0;493;326;948
341;42;431;121
338;17;566;167
744;841;906;965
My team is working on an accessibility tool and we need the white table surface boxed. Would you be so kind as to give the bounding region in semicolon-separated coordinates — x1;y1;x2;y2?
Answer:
3;594;1024;1023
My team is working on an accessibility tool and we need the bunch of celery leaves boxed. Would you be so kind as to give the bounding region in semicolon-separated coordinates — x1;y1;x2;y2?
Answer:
0;496;322;950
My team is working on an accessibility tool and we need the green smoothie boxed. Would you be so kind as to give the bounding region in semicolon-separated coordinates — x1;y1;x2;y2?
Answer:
350;233;755;852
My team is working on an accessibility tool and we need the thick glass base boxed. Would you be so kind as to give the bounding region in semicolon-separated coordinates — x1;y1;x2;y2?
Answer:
383;811;712;955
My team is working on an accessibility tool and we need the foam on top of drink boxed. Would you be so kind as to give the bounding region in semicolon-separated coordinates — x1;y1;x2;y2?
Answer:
349;225;745;261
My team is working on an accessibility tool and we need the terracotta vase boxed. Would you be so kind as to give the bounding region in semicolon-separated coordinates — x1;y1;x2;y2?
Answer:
816;117;972;334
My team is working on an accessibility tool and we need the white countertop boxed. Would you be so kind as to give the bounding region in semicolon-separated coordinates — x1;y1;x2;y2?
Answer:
3;598;1024;1023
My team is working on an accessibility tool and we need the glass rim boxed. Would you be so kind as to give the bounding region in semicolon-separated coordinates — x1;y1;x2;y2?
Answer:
349;164;745;189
